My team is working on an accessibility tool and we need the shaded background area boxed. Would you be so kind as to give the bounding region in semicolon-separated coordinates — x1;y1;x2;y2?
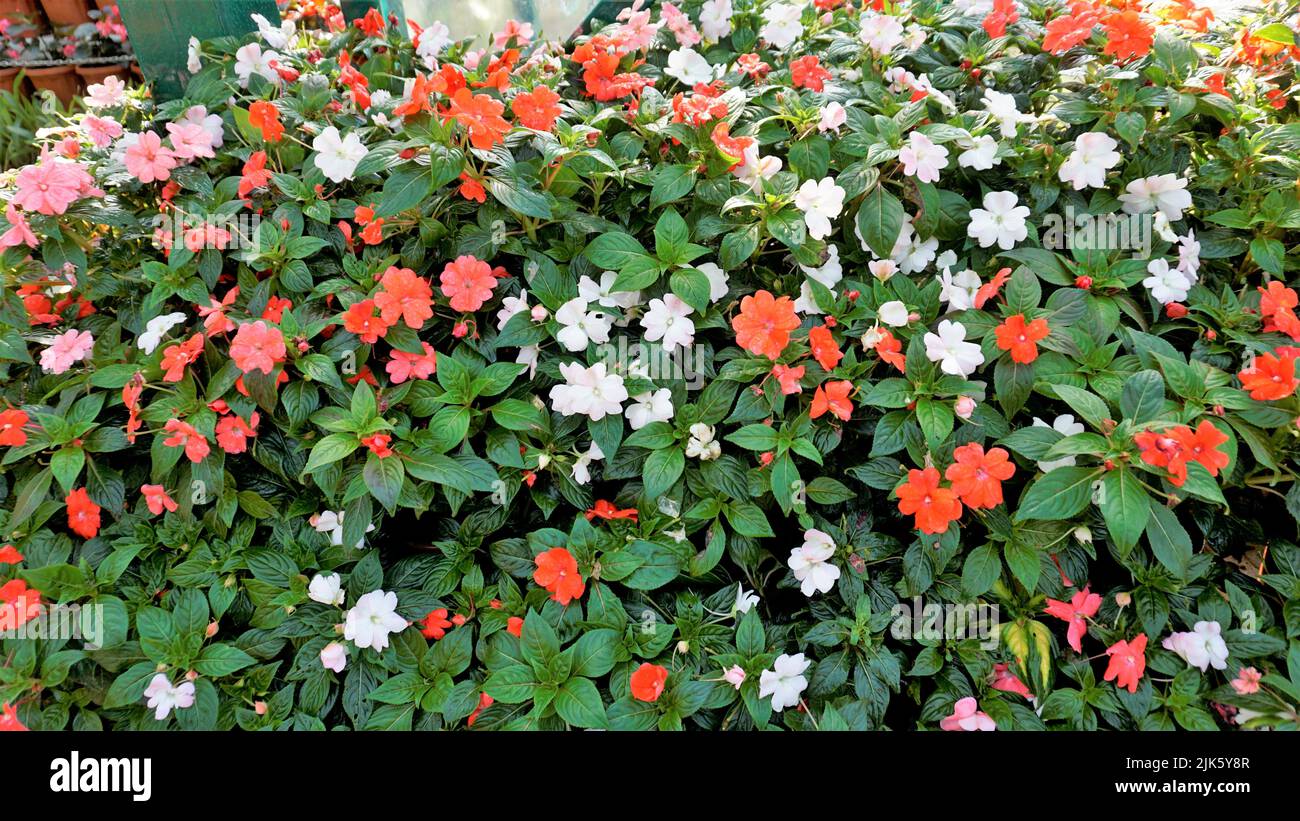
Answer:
403;0;607;40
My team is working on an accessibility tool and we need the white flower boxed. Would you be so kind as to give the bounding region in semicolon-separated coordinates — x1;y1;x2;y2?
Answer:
251;12;295;50
924;319;985;377
692;262;730;303
723;664;747;689
699;0;733;41
308;572;346;606
143;674;195;721
517;344;540;379
578;271;641;310
733;143;782;192
899;131;949;184
685;422;721;460
1162;621;1230;672
179;105;224;149
869;216;939;274
760;2;803;50
794;176;845;241
1057;132;1122;190
1119;173;1192;221
1142;258;1192;305
186;37;202;73
320;641;347;673
496;288;529;330
795;245;843;314
416;20;452;68
549;362;628;420
955;396;977;419
234;43;282;88
1152;211;1179;243
734;583;759;614
868;259;897;282
310;510;375;548
311;127;368;183
1177;230;1201;279
626;388;675;430
957;135;1000;170
878;300;910;327
789;529;841;597
859;13;905;54
935;250;958;270
981;89;1033;139
1032;414;1085;472
343;589;407;652
555;297;613;352
571;441;604;485
759;653;810;712
137;312;187;355
967;190;1030;250
939;268;981;313
666;47;715;85
641;294;696;352
819;101;847;133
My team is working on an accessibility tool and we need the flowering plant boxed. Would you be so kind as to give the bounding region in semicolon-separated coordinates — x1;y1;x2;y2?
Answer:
2;0;1300;732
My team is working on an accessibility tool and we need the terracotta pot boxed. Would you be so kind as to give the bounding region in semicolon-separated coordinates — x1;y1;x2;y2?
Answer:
0;0;38;15
75;62;128;85
25;64;79;104
0;66;24;94
39;0;91;26
92;0;117;9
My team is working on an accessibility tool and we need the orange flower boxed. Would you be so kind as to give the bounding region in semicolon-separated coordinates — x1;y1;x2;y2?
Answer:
419;608;453;639
445;88;512;150
393;71;436;118
362;433;394;458
771;363;805;395
66;488;101;539
439;255;498;312
896;467;963;535
874;329;906;373
216;412;259;454
0;578;41;630
507;616;524;637
0;545;23;564
238;151;272;198
994;314;1050;364
375;266;434;330
160;333;204;382
1171;420;1230;478
974;267;1012;310
342;299;392;344
164;418;211;463
533;546;585;605
808;324;843;371
1134;429;1189;486
732;290;800;360
0;702;28;731
512;85;562;131
811;380;853;421
709;122;752;165
982;0;1019;38
1102;10;1154;61
248;100;284;143
1042;4;1100;54
458;172;487;203
1259;281;1300;340
790;55;831;91
229;321;286;375
1239;349;1299;401
945;443;1016;510
630;662;669;702
141;484;178;516
0;408;29;447
1103;633;1147;693
585;499;639;521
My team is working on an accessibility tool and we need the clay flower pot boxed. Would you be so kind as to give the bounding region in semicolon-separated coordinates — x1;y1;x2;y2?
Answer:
38;0;91;26
75;62;128;86
0;0;38;14
0;66;24;94
26;63;80;104
92;0;117;8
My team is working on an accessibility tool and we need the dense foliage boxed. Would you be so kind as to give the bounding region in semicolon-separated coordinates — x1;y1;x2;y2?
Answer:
2;0;1300;732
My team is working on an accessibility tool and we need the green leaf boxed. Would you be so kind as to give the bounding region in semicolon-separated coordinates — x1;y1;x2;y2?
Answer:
1120;370;1165;424
1015;467;1100;521
961;543;1002;597
363;452;405;513
650;163;696;209
669;266;710;313
642;446;684;498
1145;501;1191;577
855;185;905;259
376;165;433;217
554;676;608;728
654;208;690;265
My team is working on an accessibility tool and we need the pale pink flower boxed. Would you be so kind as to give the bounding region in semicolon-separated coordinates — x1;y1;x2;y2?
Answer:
0;204;38;249
83;114;124;148
940;696;996;731
124;131;177;183
12;160;82;215
1231;666;1262;695
84;75;127;108
40;329;95;374
165;121;216;160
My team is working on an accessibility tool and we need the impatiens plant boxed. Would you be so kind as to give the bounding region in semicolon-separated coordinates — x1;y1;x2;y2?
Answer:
2;0;1300;732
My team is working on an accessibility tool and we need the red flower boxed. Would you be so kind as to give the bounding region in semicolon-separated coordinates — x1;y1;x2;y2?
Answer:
790;56;831;91
141;484;178;516
1102;10;1155;62
994;313;1050;364
229;321;286;375
393;72;436;118
0;578;41;630
164;418;210;463
66;488;101;539
440;255;498;312
248;100;284;143
944;443;1015;510
974;267;1012;310
771;363;805;395
810;380;853;421
982;0;1019;38
1042;4;1100;54
458;172;487;203
0;545;23;564
896;467;962;535
361;434;394;458
732;290;800;360
419;608;453;639
342;299;392;344
0;408;29;447
445;88;512;150
533;547;584;605
1044;586;1102;653
512;85;562;131
160;333;205;382
375;266;434;330
585;499;639;521
1172;420;1230;478
507;616;524;637
709;122;752;164
216;412;259;454
873;329;906;373
630;662;668;702
1239;348;1299;401
808;325;843;371
736;53;770;80
467;691;494;726
0;702;27;731
1103;633;1147;693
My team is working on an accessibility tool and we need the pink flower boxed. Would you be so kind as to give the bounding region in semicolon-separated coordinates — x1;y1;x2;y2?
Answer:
228;320;286;375
991;663;1032;699
39;329;94;374
940;697;996;731
162;418;210;463
1043;585;1102;653
0;204;38;249
1231;666;1262;695
165;121;216;160
141;484;178;516
12;160;82;216
85;75;127;108
385;343;437;384
83;114;124;148
124;131;178;184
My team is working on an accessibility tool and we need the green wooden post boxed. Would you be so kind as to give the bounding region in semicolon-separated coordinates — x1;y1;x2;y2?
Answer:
579;1;632;35
339;0;406;26
117;0;279;100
